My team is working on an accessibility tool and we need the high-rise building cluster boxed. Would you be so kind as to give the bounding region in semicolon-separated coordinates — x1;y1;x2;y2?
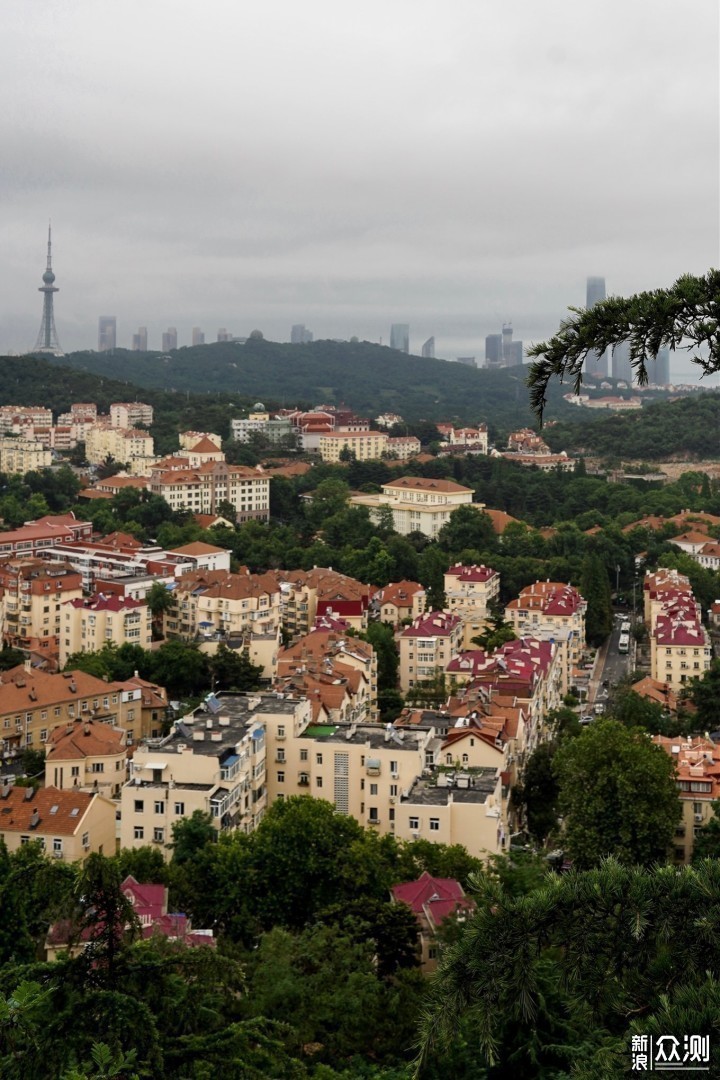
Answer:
485;323;522;368
291;324;313;344
390;323;410;353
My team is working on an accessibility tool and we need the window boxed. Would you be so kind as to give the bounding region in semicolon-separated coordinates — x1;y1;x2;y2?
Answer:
90;763;104;773
174;802;185;815
134;800;144;813
71;766;80;778
20;835;30;845
40;729;48;743
316;753;323;765
277;771;285;783
316;777;323;788
134;826;144;840
370;783;378;795
390;784;398;797
429;818;440;831
53;838;63;855
81;832;89;848
154;801;165;814
153;828;165;843
278;726;285;737
300;749;308;761
368;808;379;823
409;816;419;830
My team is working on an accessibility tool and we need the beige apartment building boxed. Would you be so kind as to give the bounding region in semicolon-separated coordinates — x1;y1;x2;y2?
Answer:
277;630;378;719
318;430;389;462
393;771;506;860
0;406;53;433
45;719;129;799
650;614;711;691
120;694;304;855
0;439;52;474
505;581;587;687
0;561;82;650
164;569;281;678
0;663;164;752
374;580;426;627
149;460;270;523
399;611;464;692
0;784;117;861
60;594;152;668
351;476;480;538
85;425;155;467
652;736;720;864
444;563;500;647
109;402;154;428
268;568;371;636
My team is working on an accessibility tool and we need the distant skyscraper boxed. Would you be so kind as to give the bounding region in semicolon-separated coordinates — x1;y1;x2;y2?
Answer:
611;341;633;383
33;223;63;355
653;347;671;386
291;323;313;344
191;327;205;346
98;316;117;352
390;324;409;353
585;277;608;377
217;328;232;342
485;333;503;368
132;327;148;352
501;323;523;367
421;336;435;359
161;327;178;351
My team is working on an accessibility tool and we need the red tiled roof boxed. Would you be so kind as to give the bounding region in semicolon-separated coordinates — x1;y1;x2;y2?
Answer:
0;786;96;835
392;870;465;915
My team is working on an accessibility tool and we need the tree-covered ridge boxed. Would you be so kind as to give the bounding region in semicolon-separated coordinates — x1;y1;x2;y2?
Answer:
42;339;582;430
543;388;720;460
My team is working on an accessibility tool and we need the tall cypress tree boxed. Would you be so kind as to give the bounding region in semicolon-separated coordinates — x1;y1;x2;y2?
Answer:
580;552;613;646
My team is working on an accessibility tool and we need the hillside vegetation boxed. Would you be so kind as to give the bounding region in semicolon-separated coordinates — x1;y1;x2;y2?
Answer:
44;339;580;432
544;390;720;461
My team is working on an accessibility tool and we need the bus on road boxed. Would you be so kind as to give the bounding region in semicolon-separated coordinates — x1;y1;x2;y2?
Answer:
618;632;630;654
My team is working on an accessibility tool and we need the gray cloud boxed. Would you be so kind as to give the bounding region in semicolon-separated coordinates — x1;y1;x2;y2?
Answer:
1;0;717;377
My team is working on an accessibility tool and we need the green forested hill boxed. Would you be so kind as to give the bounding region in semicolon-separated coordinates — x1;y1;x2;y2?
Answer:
43;339;579;433
0;356;254;454
544;390;720;460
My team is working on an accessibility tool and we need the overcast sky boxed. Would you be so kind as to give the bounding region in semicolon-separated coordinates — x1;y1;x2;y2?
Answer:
2;0;718;376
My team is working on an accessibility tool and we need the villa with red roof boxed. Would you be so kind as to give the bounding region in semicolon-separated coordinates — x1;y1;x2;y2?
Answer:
444;563;500;647
505;581;587;687
374;580;427;626
399;611;464;692
651;737;720;864
391;871;475;970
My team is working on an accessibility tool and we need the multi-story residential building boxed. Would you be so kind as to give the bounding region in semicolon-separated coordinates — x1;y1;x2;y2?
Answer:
120;693;296;855
231;410;293;445
268;568;371;637
164;569;281;677
0;561;82;651
374;580;426;626
650;613;711;691
85;426;155;467
385;436;421;460
0;783;117;861
318;430;389;463
0;513;92;559
165;541;231;574
444;563;500;647
643;568;693;629
393;770;506;861
0;438;52;474
179;431;223;451
652;736;720;864
351;476;480;538
59;594;152;668
149;460;270;523
45;719;129;799
399;611;464;692
276;630;378;719
0;405;53;433
505;581;587;685
109;402;154;429
0;663;164;754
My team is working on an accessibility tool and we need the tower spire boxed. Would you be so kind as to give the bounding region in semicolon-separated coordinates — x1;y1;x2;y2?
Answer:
33;222;63;355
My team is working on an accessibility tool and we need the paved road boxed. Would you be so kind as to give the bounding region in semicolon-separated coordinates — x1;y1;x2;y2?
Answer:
589;615;633;710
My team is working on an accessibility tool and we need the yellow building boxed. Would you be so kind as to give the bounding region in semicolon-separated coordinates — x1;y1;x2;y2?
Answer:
120;693;303;856
351;476;480;538
318;430;389;462
399;611;464;693
0;784;117;861
0;438;52;474
149;460;270;523
45;718;129;800
0;561;83;649
444;563;500;647
268;567;371;637
60;594;152;668
374;580;426;627
393;772;506;861
652;736;720;864
85;425;155;466
0;662;163;752
650;613;711;691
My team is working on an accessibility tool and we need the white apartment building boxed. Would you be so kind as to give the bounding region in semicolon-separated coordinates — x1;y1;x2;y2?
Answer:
351;476;480;538
110;402;154;429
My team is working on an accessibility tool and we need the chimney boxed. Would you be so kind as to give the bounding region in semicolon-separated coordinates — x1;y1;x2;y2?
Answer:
24;658;32;674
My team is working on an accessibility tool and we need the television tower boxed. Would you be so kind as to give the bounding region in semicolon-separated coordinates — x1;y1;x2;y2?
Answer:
33;223;63;355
